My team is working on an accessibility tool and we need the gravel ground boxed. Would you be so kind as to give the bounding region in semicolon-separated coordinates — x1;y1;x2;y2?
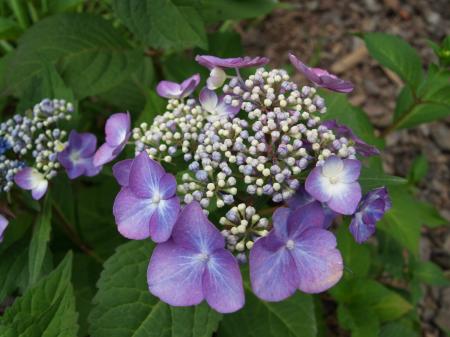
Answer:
240;0;450;335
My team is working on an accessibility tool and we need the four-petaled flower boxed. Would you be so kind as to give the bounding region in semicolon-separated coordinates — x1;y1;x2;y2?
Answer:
147;201;245;313
58;131;101;179
289;53;354;93
350;187;391;243
93;112;131;167
0;214;8;242
249;202;343;301
156;74;200;99
113;152;180;242
199;88;240;120
305;156;362;215
14;167;48;200
323;120;380;157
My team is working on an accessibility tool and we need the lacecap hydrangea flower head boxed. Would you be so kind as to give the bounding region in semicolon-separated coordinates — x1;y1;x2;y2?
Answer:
101;54;391;313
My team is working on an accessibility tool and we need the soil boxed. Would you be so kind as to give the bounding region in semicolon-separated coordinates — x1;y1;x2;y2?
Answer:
240;0;450;335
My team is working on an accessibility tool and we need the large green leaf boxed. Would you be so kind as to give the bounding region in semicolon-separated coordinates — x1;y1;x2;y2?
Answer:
363;33;423;89
1;13;140;99
413;261;450;286
0;239;29;303
336;225;371;277
89;240;222;337
113;0;207;50
338;304;379;337
218;290;316;337
28;194;52;287
0;253;78;337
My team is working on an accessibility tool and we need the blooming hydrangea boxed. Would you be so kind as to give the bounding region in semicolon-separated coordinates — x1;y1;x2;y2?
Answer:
102;54;391;313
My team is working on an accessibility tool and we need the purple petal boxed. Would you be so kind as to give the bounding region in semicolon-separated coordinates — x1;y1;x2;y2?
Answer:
349;213;376;244
290;228;343;293
180;74;200;98
199;88;218;113
14;167;37;190
322;156;344;178
206;68;227;90
65;161;86;179
216;98;240;118
288;53;321;83
105;113;130;147
203;250;245;313
149;197;180;243
113;159;133;186
158;173;177;199
327;182;362;215
148;241;205;306
31;180;48;200
287;202;325;239
305;167;333;203
272;207;290;241
339;159;361;183
68;131;97;157
249;234;299;301
83;158;102;177
0;214;9;242
195;55;269;69
128;152;164;199
157;81;182;98
171;202;224;252
93;143;116;167
113;187;156;240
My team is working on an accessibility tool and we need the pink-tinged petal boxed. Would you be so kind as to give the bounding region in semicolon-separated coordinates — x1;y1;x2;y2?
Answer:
320;75;354;93
147;241;205;306
158;173;177;199
171;202;224;252
31;179;48;200
149;197;180;243
206;68;226;90
0;214;9;242
128;152;164;198
349;213;376;244
14;167;38;190
93;143;116;167
291;228;343;293
203;250;244;313
105;112;130;147
322;156;344;178
180;74;200;97
288;53;321;83
199;88;218;113
68;131;97;157
272;207;290;241
113;188;156;240
249;234;299;301
112;159;133;186
287;202;325;238
216;98;240;118
327;182;362;215
305;167;333;202
339;159;361;183
157;81;182;98
84;159;102;177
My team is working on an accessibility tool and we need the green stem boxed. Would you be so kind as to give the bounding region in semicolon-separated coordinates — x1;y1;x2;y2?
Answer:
7;0;29;29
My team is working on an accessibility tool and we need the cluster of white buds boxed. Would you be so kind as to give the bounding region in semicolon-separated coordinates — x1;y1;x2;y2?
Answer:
0;98;73;193
219;203;269;263
132;98;208;163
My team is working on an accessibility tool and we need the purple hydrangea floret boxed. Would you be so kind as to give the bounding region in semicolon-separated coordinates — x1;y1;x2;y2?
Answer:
289;53;354;93
305;156;362;215
199;88;240;119
14;167;48;200
93;112;131;167
287;186;337;229
323;120;380;157
147;201;245;313
249;202;343;301
0;214;8;242
156;74;200;99
113;152;180;242
195;55;269;70
58;131;101;179
349;187;391;243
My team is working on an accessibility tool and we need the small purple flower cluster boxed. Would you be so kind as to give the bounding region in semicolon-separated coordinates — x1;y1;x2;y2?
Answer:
99;54;391;313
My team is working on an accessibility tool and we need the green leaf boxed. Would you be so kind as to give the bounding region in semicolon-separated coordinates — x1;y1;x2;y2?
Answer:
336;225;371;277
395;102;450;129
113;0;207;50
0;253;78;337
337;304;379;337
0;239;29;303
379;321;419;337
413;261;450;286
203;31;243;57
137;89;167;125
359;166;406;193
0;17;22;40
407;155;428;184
363;33;423;88
47;0;85;13
218;291;316;337
1;13;140;99
89;240;222;337
28;193;52;287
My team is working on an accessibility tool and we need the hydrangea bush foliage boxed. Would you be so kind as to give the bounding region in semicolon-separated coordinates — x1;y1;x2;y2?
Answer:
0;2;449;337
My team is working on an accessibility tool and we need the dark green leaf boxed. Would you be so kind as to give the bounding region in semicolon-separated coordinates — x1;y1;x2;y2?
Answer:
137;89;167;125
0;17;22;40
113;0;207;50
218;290;316;337
413;261;450;286
379;321;419;337
0;239;29;303
28;193;52;287
338;304;379;337
407;155;428;185
0;253;78;337
89;240;222;337
363;33;423;88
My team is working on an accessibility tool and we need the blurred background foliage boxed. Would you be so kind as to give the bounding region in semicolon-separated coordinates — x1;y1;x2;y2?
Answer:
0;1;449;337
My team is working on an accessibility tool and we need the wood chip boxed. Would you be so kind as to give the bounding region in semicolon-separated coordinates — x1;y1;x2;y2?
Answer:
330;45;368;74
